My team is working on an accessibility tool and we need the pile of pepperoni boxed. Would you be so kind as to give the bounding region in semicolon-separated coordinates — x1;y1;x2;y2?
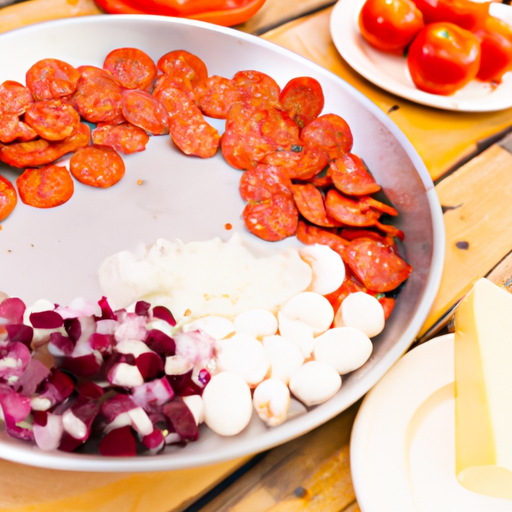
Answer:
0;47;412;316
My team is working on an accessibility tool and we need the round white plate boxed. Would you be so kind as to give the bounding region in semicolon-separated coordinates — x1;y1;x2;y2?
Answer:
0;15;443;472
350;334;512;512
330;0;512;112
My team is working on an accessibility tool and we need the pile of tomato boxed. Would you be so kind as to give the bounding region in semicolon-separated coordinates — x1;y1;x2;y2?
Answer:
358;0;512;95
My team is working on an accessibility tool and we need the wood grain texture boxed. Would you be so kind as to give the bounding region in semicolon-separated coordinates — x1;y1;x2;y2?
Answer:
419;142;512;337
196;403;360;512
0;0;101;33
261;6;512;181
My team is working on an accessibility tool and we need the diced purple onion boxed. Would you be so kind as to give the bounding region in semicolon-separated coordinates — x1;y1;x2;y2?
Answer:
97;296;117;321
197;369;211;387
29;310;63;329
101;394;137;424
145;329;175;356
163;398;198;442
5;324;33;348
0;341;31;382
141;428;165;453
62;395;101;441
0;298;26;324
89;333;113;355
98;425;137;457
59;432;84;452
136;352;163;381
151;306;176;327
33;413;64;451
114;313;147;343
48;332;74;357
131;377;174;413
78;381;105;400
14;358;51;396
60;353;102;378
134;301;151;317
167;370;204;397
174;330;215;368
37;370;75;409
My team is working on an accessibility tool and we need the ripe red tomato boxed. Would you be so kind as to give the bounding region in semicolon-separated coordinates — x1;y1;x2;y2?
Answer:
407;22;481;95
473;16;512;84
410;0;490;31
358;0;424;54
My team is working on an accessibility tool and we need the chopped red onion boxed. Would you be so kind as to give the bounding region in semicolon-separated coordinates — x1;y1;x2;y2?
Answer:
131;377;174;412
99;425;137;457
62;395;101;441
174;330;215;369
33;412;64;451
60;352;103;378
151;306;176;327
0;341;31;382
29;310;63;329
146;329;175;356
48;331;74;357
97;296;117;321
166;369;206;397
89;333;114;355
0;298;26;325
5;324;33;348
78;381;105;400
136;352;163;381
14;358;51;396
36;370;75;410
108;362;144;388
135;301;151;317
163;398;198;442
141;428;165;454
114;313;147;343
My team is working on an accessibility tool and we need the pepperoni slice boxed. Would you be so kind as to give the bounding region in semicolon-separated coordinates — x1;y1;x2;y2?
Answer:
239;164;292;203
345;239;412;293
103;47;157;91
73;66;124;125
243;193;298;242
263;145;328;180
0;123;90;168
291;183;341;227
195;75;241;119
153;73;196;103
260;108;300;147
279;76;324;128
122;90;169;135
330;154;380;196
92;123;149;154
26;59;80;101
24;100;81;141
16;164;74;208
296;220;348;261
157;85;219;158
339;228;397;249
0;81;33;116
324;272;367;314
301;113;353;160
0;114;37;143
157;50;208;88
325;189;381;227
0;175;17;221
69;145;125;188
232;70;281;110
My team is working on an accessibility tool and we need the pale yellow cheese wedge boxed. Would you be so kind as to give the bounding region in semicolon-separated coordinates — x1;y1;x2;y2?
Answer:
454;277;512;500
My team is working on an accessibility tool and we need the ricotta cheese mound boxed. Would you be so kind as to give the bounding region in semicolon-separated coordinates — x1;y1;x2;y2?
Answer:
98;234;313;322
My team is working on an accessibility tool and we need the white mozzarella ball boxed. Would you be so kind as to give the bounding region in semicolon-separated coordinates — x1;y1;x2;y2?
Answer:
277;311;315;358
234;309;278;339
335;292;385;338
314;326;373;374
216;333;270;387
280;292;334;335
263;335;304;384
289;361;342;406
298;244;345;295
202;372;253;436
253;379;290;427
182;315;236;341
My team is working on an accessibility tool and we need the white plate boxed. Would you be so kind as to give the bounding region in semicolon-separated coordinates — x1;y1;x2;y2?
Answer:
330;0;512;112
0;15;444;472
350;334;512;511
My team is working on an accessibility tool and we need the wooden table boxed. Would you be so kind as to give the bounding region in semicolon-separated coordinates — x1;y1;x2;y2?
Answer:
1;1;512;511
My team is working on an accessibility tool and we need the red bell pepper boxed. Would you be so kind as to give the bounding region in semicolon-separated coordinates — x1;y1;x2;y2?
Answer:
94;0;267;26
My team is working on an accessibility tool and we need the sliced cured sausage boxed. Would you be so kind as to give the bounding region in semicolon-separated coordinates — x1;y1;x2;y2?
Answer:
103;47;157;91
239;164;292;203
16;164;74;208
121;90;169;135
92;123;149;154
0;175;17;221
69;145;125;188
26;59;80;101
24;100;80;141
279;76;324;128
0;81;33;115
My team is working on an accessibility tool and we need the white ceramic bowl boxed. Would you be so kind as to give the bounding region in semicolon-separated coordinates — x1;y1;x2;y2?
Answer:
0;15;444;471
